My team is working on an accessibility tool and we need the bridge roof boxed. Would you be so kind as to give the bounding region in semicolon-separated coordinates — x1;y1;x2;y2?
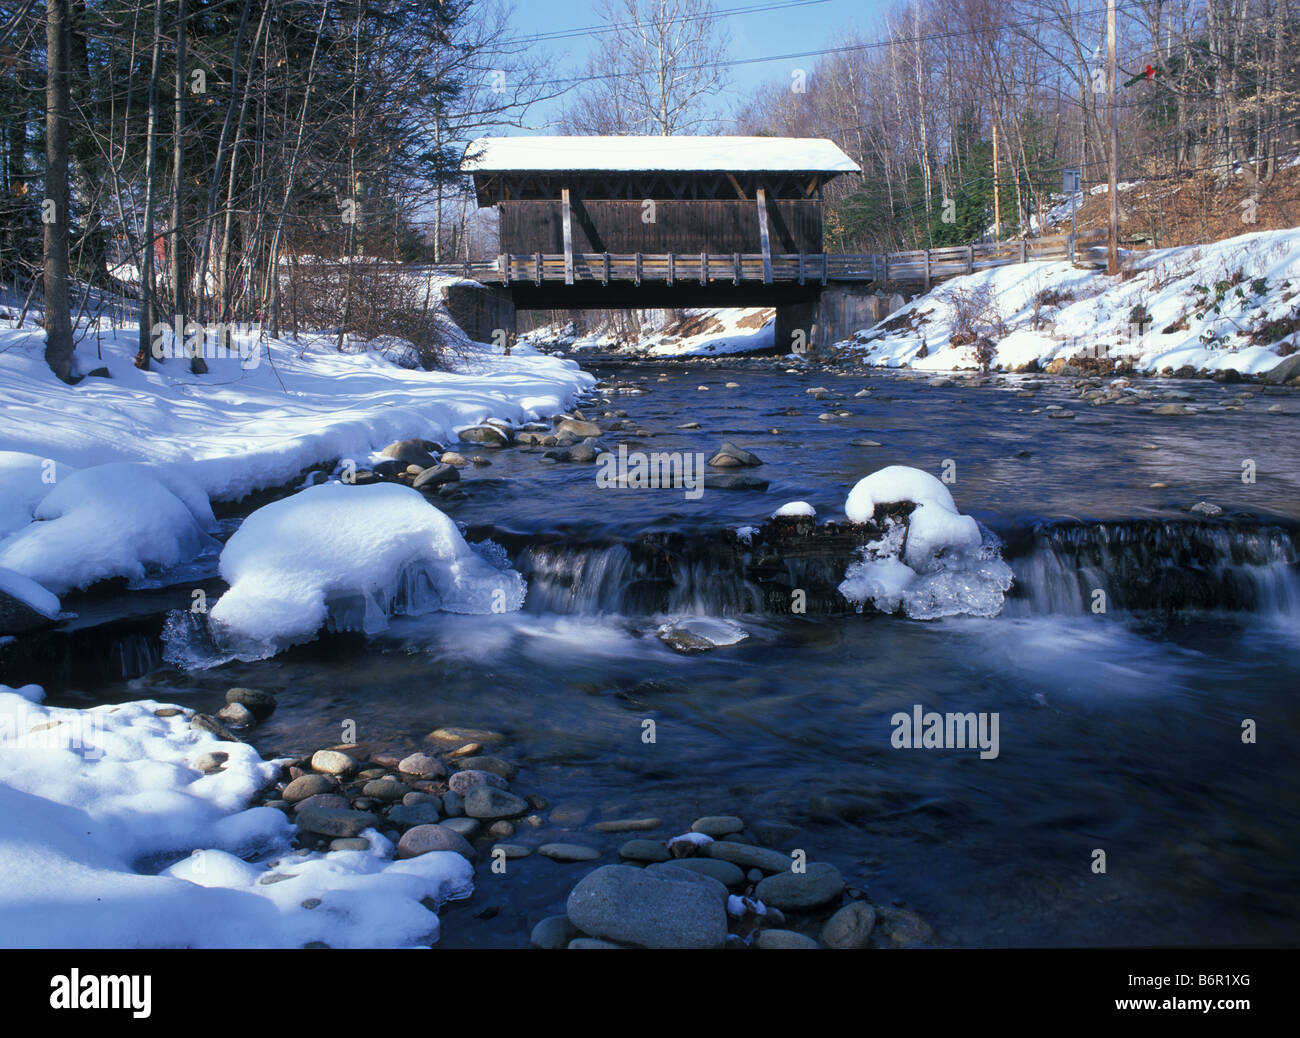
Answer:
462;136;861;176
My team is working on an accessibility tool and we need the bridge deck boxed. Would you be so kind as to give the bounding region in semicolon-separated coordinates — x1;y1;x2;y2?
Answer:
430;231;1099;289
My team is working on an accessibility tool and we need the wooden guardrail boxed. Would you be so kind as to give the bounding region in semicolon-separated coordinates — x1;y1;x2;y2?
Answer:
429;229;1106;290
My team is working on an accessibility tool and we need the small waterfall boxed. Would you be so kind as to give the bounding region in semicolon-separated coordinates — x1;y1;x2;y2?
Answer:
1004;518;1300;618
514;517;1300;621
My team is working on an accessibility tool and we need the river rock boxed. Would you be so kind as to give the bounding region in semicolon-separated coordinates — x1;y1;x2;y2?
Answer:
464;785;529;819
877;906;935;946
311;749;357;776
442;791;464;816
566;439;603;463
707;841;790;874
708;440;762;467
292;793;350;813
539;843;602;863
531;914;579;949
381;438;439;468
428;726;504;744
189;713;237;741
754;862;845;910
387;802;442;828
646;862;730;904
448;769;508;795
755;929;820;949
1153;402;1191;415
556;418;602;439
362;778;410;801
398;752;447;779
439;816;478;837
1262;353;1300;384
822;901;876;948
440;451;469;466
396;823;476;862
690;815;744;838
282;774;337;802
455;756;518;780
215;702;255;726
295;808;381;838
663;856;745;887
568;938;626;949
619;839;671;863
457;424;511;446
565;864;728;949
413;463;460;489
193;751;228;775
492;843;531;859
329;838;370;852
657;617;749;653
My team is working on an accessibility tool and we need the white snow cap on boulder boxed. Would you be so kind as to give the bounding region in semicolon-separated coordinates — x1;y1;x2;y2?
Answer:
844;465;981;568
206;481;526;660
772;500;816;518
840;465;1011;618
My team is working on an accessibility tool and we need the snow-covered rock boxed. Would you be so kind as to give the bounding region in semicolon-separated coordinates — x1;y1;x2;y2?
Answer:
839;466;1013;619
0;462;217;594
201;482;526;661
0;687;473;947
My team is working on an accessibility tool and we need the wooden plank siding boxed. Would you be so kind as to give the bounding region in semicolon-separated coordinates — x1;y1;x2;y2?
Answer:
499;198;823;255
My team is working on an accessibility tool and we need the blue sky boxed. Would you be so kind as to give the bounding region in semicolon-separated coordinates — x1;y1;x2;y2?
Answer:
496;0;891;131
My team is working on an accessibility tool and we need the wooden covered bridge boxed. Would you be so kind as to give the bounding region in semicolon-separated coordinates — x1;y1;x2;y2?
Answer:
435;136;1085;347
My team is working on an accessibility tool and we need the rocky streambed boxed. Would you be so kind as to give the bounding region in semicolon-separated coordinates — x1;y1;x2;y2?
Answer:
186;684;933;949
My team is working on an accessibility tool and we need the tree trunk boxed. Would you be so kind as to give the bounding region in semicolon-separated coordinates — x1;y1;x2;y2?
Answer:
43;0;75;383
134;0;163;369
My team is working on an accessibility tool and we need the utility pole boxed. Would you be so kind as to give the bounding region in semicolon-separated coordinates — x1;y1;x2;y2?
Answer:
1107;0;1120;275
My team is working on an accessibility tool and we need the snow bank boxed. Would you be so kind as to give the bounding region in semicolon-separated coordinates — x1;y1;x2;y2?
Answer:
847;227;1300;375
0;463;217;594
0;322;593;508
196;482;526;661
0;686;473;947
839;466;1013;619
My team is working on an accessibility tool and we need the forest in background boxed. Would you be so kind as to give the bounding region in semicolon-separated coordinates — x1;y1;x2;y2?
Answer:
2;0;1298;372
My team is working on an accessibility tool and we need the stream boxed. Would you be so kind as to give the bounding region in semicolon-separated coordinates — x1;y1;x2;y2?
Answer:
25;359;1300;948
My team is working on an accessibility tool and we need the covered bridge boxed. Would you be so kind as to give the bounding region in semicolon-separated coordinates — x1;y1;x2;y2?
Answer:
460;135;860;309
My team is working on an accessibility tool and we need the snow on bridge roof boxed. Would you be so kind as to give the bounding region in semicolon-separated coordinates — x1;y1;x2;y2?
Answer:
462;136;861;175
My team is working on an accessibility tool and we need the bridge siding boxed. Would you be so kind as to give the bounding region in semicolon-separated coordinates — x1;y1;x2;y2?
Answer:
500;198;822;255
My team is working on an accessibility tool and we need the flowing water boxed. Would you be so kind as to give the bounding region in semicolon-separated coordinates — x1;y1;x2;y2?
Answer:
34;361;1300;947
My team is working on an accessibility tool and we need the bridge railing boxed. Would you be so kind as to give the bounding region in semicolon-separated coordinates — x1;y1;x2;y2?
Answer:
430;229;1105;289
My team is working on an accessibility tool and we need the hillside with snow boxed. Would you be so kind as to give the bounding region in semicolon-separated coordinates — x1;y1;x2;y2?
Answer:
844;227;1300;378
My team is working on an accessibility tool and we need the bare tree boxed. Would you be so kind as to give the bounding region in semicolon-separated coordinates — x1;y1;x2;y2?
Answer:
562;0;730;135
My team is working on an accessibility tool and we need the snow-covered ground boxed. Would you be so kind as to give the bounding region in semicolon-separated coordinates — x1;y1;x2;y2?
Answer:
522;306;775;357
0;314;592;612
846;227;1300;375
0;683;473;948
